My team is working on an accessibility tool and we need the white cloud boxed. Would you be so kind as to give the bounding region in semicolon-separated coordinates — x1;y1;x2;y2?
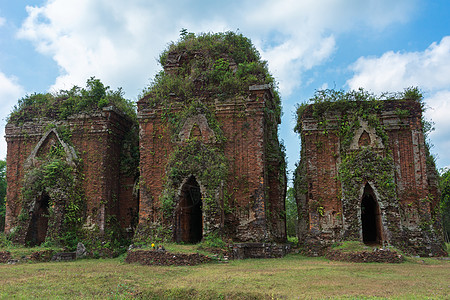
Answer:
0;72;25;160
347;36;450;93
425;90;450;169
242;0;416;95
426;90;450;134
425;90;450;168
17;0;416;99
0;16;5;27
347;36;450;168
18;0;182;98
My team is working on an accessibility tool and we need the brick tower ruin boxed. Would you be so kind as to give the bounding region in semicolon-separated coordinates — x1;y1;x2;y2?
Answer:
136;32;287;243
295;90;447;256
4;79;138;246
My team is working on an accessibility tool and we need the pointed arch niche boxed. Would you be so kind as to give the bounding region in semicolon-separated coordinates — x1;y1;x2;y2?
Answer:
24;128;78;169
361;183;384;244
178;114;216;143
350;119;384;150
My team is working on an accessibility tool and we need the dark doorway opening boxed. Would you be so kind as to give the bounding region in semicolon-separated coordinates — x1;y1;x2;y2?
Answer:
174;176;203;243
25;192;50;246
361;184;383;244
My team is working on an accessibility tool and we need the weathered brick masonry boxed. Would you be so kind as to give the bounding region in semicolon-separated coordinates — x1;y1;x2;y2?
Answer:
136;46;286;243
137;85;286;243
296;99;446;256
4;33;287;249
4;107;137;244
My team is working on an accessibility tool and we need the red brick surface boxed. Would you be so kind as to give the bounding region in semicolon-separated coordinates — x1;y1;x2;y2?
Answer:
4;108;136;241
137;87;286;242
297;100;446;256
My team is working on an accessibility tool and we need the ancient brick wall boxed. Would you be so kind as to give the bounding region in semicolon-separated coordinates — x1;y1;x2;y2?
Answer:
4;124;41;233
218;89;267;241
135;32;286;244
118;175;138;234
296;99;446;256
137;85;286;243
70;109;136;231
5;33;286;248
4;107;136;244
137;108;173;224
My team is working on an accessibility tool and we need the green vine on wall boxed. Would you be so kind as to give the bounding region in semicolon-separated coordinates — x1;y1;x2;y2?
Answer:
296;88;393;151
161;139;228;219
338;148;397;200
162;99;226;143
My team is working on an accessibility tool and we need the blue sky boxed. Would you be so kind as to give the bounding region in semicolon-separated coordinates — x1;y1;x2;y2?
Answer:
1;0;450;182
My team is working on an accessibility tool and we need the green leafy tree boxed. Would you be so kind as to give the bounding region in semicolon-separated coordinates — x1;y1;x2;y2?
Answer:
440;168;450;242
286;187;297;237
0;160;6;231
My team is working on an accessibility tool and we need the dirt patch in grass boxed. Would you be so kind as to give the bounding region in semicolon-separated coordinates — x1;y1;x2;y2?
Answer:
125;250;212;266
326;248;404;263
0;251;11;263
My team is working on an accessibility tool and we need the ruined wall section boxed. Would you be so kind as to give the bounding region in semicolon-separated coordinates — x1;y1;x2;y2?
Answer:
383;105;424;229
136;108;173;226
217;99;264;240
383;102;445;254
296;98;446;256
296;115;343;248
137;85;286;243
4;123;43;233
67;108;134;232
216;89;269;242
258;86;287;242
4;107;135;242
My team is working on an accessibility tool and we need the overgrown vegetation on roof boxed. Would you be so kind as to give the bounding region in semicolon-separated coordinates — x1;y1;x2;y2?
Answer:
294;87;435;166
142;30;281;119
294;87;424;134
8;77;136;123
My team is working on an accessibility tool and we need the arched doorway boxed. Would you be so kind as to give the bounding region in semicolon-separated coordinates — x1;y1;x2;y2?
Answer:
361;184;383;244
174;176;203;243
25;192;50;246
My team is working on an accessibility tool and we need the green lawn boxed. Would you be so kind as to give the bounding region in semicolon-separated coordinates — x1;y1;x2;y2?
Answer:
0;253;448;299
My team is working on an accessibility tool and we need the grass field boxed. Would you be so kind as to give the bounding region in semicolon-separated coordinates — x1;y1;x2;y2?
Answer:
0;252;449;299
